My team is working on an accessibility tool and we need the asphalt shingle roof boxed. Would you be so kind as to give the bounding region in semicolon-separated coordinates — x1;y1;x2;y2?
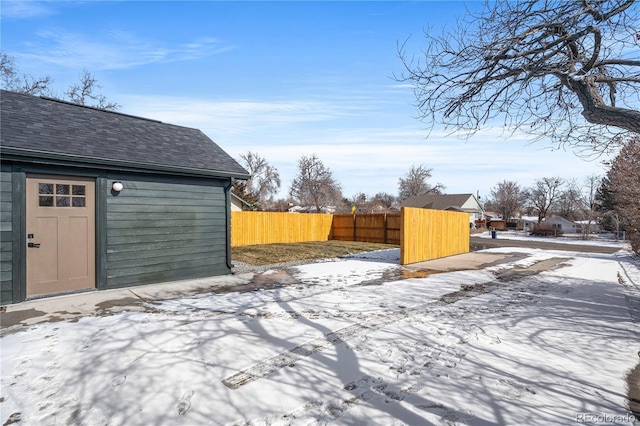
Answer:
0;90;249;179
401;193;477;210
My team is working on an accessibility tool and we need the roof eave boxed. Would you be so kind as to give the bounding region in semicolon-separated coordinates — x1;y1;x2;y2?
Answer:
0;147;251;180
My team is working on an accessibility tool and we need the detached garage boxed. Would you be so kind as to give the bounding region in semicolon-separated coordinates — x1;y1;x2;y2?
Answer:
0;90;249;305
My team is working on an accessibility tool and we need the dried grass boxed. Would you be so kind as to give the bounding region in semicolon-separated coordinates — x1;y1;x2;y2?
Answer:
231;240;398;266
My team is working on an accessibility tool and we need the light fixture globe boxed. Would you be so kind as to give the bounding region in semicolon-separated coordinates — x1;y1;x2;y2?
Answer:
112;181;124;192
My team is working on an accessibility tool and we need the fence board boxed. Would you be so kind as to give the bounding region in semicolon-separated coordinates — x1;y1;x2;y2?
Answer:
231;212;333;246
400;207;469;265
331;214;356;242
330;214;400;245
232;210;468;264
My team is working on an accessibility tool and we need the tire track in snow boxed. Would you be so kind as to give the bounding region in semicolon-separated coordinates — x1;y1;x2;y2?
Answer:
222;299;485;389
222;308;417;389
223;297;475;390
222;257;569;390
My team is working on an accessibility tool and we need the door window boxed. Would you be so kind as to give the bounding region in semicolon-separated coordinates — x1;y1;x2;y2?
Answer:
38;182;86;208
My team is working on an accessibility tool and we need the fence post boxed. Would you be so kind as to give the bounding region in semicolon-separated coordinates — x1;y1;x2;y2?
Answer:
384;213;388;244
353;213;357;242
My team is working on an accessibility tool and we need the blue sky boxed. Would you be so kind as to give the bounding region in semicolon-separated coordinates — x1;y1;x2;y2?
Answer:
1;0;613;201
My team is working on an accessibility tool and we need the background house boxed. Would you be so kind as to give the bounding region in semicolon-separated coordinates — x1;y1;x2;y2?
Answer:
516;215;539;231
0;90;249;304
401;193;485;228
544;216;602;234
231;192;253;211
574;219;602;234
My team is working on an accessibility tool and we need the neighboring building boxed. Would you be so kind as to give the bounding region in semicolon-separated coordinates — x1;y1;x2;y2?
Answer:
516;215;539;231
544;216;602;234
231;192;253;212
574;220;602;234
401;193;484;227
543;216;578;233
287;205;336;214
0;90;249;305
487;219;507;230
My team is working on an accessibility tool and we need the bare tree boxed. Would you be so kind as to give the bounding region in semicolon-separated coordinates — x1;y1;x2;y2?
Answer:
237;151;281;209
373;192;397;212
398;164;445;201
397;0;640;154
66;69;120;110
289;154;342;212
1;52;53;95
600;136;640;253
490;180;528;222
1;53;119;110
577;174;602;238
557;179;584;219
528;177;565;223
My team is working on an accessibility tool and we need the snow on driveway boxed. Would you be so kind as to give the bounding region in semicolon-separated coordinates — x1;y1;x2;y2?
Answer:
1;247;639;425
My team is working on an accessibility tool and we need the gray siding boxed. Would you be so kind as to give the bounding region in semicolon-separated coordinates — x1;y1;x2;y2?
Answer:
0;166;13;304
106;178;228;288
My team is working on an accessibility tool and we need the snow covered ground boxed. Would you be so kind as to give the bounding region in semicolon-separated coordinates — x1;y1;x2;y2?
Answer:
474;230;631;248
1;245;639;425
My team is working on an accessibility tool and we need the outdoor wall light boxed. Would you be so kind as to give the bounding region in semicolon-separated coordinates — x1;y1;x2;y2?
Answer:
112;181;124;192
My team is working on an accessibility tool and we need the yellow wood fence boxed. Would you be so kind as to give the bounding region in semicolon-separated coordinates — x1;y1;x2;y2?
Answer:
400;207;470;265
231;211;333;246
231;209;469;264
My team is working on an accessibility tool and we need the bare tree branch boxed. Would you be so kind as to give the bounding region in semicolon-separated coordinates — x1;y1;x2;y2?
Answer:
1;51;53;96
66;69;120;111
238;151;281;209
1;53;120;111
289;154;342;212
397;164;444;201
397;0;640;154
528;177;565;223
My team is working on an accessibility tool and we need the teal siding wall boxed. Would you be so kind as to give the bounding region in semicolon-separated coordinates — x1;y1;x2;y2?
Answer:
0;165;13;304
105;178;229;288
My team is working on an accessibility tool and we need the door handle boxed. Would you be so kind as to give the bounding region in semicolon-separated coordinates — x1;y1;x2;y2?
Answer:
28;242;41;248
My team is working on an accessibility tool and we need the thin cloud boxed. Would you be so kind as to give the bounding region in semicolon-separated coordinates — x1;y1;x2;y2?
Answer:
119;93;603;198
16;30;234;70
1;0;55;19
120;94;380;137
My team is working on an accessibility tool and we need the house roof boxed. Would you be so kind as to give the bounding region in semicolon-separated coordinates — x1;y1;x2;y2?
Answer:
0;90;249;179
401;193;482;212
231;192;253;208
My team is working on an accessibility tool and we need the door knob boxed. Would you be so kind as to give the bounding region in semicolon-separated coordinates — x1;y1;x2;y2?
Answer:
28;242;41;248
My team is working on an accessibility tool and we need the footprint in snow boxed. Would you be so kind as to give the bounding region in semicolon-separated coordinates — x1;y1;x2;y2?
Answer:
14;358;31;378
111;375;126;389
177;390;194;416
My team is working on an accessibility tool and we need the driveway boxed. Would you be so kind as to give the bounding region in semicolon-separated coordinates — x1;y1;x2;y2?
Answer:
2;246;638;425
470;234;622;254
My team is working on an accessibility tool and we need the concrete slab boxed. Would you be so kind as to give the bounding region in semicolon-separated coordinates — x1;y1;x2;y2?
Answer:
404;252;526;272
0;251;530;331
0;273;254;330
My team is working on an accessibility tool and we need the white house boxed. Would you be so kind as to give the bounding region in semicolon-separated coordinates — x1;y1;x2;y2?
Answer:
401;193;485;227
544;216;578;233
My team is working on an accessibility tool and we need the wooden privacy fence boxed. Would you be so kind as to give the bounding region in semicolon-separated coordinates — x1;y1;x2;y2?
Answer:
332;214;401;245
231;211;332;246
231;208;469;264
400;207;469;265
